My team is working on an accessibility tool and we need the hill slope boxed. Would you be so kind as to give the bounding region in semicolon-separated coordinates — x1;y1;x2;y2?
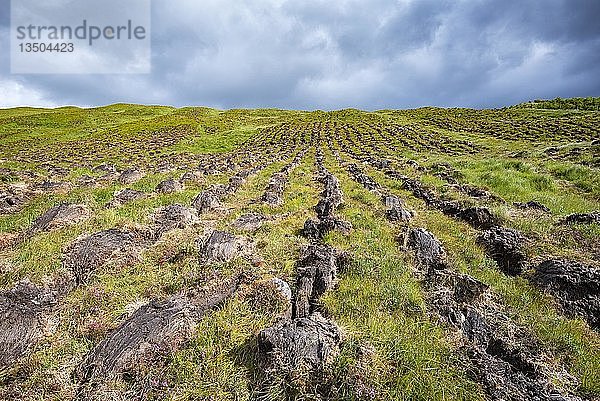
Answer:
0;102;599;400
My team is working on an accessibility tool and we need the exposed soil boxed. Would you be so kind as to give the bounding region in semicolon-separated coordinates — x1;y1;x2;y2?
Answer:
532;259;600;330
0;281;58;371
76;274;244;396
197;230;254;264
476;227;527;276
26;203;91;236
118;168;145;185
155;178;184;194
63;228;149;285
106;188;146;208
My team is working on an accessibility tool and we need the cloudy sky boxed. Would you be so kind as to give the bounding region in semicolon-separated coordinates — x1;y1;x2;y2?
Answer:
1;0;599;110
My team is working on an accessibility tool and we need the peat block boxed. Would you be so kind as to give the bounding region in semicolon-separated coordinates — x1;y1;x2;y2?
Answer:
155;178;183;194
27;203;90;235
514;200;551;213
106;188;146;208
231;213;268;232
76;276;240;384
293;244;340;318
0;281;57;370
383;195;413;222
477;227;527;276
258;313;342;376
118;168;144;185
562;211;600;225
533;259;600;329
407;228;447;272
198;230;253;264
192;184;228;213
152;204;197;238
63;229;145;284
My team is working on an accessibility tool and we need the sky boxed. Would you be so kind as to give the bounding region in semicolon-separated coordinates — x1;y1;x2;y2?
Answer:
1;0;599;110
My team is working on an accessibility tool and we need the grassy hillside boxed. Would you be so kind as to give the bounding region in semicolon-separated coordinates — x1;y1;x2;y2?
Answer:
0;100;598;401
515;97;600;111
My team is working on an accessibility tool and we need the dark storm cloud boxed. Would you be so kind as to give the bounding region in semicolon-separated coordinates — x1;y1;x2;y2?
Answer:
1;0;599;109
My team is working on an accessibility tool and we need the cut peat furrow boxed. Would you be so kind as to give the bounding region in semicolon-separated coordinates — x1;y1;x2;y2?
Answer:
333;126;502;204
10;123;284;215
327;129;508;231
404;227;583;401
301;148;352;240
259;148;309;207
197;229;256;265
63;228;148;286
388;124;481;155
0;204;196;370
377;166;500;230
354;154;599;330
2;228;149;372
71;180;262;398
321;121;498;205
257;243;347;389
192;156;279;215
254;151;349;399
427;162;506;203
476;226;528;276
342;153;498;230
194;124;297;175
106;188;146;208
343;161;415;223
40;126;293;199
331;141;600;330
192;166;262;214
374;157;599;329
327;136;584;399
2;105;599;400
150;123;299;183
468;206;598;329
0;202;199;373
348;123;420;164
327;138;579;395
1;133;288;220
191;134;305;214
331;143;500;231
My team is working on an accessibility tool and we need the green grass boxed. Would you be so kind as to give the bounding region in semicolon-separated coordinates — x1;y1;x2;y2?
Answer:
173;125;259;154
515;97;600;111
446;158;599;213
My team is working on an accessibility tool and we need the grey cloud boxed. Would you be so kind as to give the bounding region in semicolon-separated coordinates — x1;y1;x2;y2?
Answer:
0;0;599;109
